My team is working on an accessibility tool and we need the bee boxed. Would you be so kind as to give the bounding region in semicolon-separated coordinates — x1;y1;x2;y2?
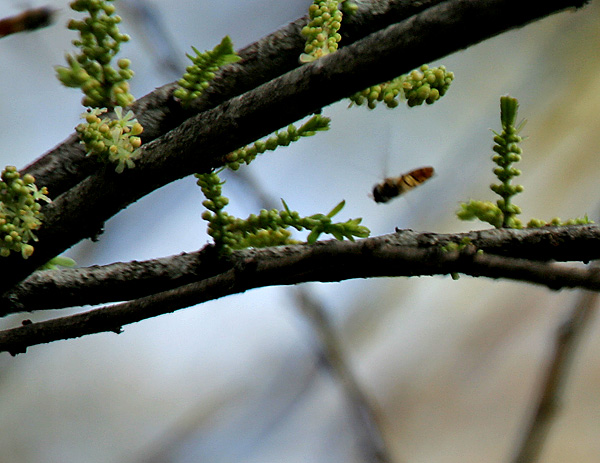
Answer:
0;6;54;39
372;166;435;203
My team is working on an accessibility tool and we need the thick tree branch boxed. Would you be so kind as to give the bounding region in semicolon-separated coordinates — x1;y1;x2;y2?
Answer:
1;0;589;292
24;0;587;196
3;225;599;314
2;227;600;355
21;0;452;195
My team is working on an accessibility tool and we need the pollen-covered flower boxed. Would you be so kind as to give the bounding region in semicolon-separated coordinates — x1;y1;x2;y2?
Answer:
76;107;143;172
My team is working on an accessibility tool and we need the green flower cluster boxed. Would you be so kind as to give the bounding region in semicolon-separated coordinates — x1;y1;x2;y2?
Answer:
349;65;454;109
340;1;358;15
300;0;343;63
440;237;474;253
0;166;50;259
174;36;241;107
526;216;592;228
76;107;143;173
457;200;507;228
224;115;330;170
197;169;369;254
458;96;524;228
488;96;525;228
457;96;592;229
56;0;134;108
39;256;77;271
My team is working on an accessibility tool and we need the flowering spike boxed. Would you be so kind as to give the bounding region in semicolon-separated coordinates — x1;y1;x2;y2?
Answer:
76;107;144;173
300;1;343;63
0;166;50;259
457;96;592;229
348;65;454;109
226;115;330;168
174;36;240;107
56;0;134;108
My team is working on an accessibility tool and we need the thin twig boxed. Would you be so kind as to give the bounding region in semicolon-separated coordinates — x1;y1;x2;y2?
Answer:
0;7;54;39
294;289;394;463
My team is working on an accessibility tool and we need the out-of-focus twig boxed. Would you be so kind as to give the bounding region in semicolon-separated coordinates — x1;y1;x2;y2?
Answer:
294;288;394;463
0;6;54;39
512;287;598;463
119;0;185;77
234;169;394;463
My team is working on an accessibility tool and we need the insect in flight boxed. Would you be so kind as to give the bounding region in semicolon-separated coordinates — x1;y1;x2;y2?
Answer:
372;166;435;203
0;6;54;39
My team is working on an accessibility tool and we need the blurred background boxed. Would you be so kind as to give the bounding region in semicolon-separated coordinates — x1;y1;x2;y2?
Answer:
1;1;600;462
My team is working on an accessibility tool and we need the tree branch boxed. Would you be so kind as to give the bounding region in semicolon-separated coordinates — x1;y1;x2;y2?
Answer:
2;227;600;355
21;0;452;196
24;0;587;195
3;224;599;314
1;0;589;292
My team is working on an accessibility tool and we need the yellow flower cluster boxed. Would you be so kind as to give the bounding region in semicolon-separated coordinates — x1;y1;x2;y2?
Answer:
0;166;50;258
300;1;343;63
56;0;134;108
76;107;143;173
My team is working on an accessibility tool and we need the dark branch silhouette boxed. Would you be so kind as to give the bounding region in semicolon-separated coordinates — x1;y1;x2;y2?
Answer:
2;229;600;355
3;224;600;314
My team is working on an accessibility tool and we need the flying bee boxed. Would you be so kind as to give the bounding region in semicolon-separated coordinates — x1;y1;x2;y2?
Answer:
0;6;54;39
372;166;435;203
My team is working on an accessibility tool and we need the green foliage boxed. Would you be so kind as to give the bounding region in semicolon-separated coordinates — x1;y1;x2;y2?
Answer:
348;65;455;109
292;200;369;245
197;169;369;254
340;1;358;15
0;167;50;259
196;114;368;254
76;107;144;173
224;115;331;170
174;36;241;106
458;96;592;228
300;0;343;63
55;0;134;108
39;256;77;271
